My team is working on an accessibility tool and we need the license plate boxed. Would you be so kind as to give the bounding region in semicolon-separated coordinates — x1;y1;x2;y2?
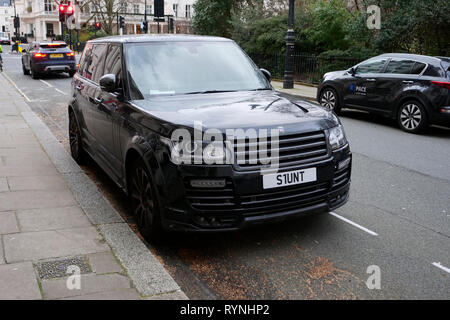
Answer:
263;168;317;189
50;54;63;58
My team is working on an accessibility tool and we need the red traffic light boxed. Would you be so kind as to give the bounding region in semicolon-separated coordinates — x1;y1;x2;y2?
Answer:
59;4;65;13
67;5;73;14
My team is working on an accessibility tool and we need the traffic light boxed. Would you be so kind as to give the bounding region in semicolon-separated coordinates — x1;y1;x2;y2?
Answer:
13;16;20;29
142;20;148;33
119;16;125;29
59;2;74;22
59;3;67;22
66;4;74;19
95;22;101;30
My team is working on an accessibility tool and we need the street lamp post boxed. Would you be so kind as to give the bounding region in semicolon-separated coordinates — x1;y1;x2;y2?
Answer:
144;0;148;34
12;0;18;41
283;0;295;89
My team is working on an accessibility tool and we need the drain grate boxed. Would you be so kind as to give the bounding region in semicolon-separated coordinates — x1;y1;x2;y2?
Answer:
35;256;91;280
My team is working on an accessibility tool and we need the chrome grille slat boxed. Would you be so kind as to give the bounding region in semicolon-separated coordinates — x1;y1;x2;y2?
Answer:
233;130;329;170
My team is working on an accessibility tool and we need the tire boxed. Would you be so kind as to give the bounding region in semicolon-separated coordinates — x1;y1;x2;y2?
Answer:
30;66;39;79
319;87;341;114
397;100;428;133
22;63;29;75
128;158;163;241
68;110;86;164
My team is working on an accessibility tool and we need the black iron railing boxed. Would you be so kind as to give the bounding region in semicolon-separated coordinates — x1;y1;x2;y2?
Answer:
251;52;365;84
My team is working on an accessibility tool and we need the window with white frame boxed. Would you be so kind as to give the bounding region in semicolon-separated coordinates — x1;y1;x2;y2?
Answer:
145;4;152;15
120;2;127;13
185;5;191;19
134;4;139;14
44;0;54;12
173;4;178;17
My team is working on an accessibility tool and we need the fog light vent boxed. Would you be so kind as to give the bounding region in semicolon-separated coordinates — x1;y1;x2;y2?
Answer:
338;157;351;170
190;179;226;188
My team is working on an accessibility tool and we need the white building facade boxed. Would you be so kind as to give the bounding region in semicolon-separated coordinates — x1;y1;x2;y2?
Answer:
10;0;196;42
0;0;13;39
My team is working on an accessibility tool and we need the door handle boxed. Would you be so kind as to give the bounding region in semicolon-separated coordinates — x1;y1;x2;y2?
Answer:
365;78;376;82
402;80;414;84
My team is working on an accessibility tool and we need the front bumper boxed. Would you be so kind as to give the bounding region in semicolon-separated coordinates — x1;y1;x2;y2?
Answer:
156;146;352;232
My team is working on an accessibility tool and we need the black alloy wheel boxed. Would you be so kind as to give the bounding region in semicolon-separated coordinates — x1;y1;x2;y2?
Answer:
69;111;85;163
129;159;162;240
320;88;341;113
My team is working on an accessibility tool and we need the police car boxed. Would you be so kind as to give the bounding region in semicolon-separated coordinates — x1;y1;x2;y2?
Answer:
317;53;450;133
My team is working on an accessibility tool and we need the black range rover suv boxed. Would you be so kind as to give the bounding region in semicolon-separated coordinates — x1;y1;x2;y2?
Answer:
69;35;351;239
317;53;450;133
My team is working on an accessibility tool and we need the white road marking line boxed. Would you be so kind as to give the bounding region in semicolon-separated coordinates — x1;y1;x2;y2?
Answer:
55;88;67;95
432;262;450;274
329;212;378;236
40;79;53;87
1;72;31;102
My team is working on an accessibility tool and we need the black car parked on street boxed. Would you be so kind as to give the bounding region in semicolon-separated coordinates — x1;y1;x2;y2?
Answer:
69;35;351;239
21;41;76;79
317;53;450;133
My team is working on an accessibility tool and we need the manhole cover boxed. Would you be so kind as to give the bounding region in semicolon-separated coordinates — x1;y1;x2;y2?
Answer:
35;256;91;280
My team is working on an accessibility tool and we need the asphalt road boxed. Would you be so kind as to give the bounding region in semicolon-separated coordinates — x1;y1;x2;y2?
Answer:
1;48;449;299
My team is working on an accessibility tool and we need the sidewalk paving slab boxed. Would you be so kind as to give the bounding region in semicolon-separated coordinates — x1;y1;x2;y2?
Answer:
0;189;77;211
0;262;42;300
4;227;110;263
0;211;19;234
87;252;123;275
42;273;132;299
17;206;92;232
0;240;5;264
0;177;8;192
7;174;67;191
61;288;140;300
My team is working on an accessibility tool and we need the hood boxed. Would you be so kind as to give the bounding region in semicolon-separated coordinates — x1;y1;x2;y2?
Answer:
131;90;339;135
323;70;349;81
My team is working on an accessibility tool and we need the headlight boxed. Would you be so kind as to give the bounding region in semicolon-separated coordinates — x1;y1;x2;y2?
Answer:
328;125;348;150
160;137;230;165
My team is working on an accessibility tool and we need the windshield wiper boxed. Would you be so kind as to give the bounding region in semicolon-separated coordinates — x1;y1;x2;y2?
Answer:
185;90;239;95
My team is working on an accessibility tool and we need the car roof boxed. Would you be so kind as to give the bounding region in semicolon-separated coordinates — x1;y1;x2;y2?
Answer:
87;34;232;44
376;53;446;65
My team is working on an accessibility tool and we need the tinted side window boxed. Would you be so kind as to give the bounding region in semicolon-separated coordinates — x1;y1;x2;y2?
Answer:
78;43;92;75
356;59;388;74
410;62;426;75
90;44;108;83
103;44;122;87
422;65;441;77
385;59;415;74
79;43;93;79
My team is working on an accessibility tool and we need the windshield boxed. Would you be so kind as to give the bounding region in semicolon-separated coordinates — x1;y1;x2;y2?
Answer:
125;41;270;99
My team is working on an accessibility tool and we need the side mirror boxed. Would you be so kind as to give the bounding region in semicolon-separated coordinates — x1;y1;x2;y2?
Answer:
350;67;356;76
99;74;117;93
260;68;271;82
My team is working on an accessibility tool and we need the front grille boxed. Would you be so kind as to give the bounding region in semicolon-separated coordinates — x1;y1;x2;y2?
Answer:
240;182;329;217
233;130;329;170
